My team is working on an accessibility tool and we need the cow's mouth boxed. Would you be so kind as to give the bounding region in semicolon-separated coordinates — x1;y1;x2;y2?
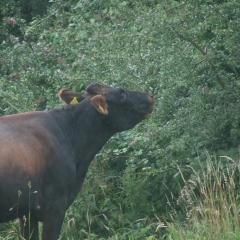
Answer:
141;95;154;116
147;95;154;114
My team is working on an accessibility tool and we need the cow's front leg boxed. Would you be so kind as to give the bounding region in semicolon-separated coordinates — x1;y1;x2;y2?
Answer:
42;209;65;240
19;216;39;240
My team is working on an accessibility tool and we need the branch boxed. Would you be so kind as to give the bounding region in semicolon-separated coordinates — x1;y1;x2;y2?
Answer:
0;90;21;112
172;29;225;87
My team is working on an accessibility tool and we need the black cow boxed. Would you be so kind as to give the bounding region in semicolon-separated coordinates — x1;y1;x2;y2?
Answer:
0;84;154;240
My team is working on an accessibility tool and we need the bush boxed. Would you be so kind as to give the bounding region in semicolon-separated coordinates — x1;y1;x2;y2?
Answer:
0;0;240;239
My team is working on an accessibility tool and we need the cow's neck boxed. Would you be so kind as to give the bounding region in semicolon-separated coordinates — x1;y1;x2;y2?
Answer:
73;104;112;165
51;103;113;171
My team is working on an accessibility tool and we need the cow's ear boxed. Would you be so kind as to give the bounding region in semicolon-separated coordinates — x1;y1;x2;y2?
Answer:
86;83;105;95
59;89;83;105
90;95;108;115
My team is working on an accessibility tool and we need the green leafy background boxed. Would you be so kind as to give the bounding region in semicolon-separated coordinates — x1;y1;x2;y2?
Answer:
0;0;240;239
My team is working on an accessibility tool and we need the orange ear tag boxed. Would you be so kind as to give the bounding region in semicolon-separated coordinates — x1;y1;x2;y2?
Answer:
70;97;79;105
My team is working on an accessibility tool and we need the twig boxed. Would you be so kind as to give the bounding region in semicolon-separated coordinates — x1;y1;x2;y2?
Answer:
0;90;21;112
171;29;225;88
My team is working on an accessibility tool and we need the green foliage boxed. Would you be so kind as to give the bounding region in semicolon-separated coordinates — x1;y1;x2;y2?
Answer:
167;156;240;240
0;0;240;239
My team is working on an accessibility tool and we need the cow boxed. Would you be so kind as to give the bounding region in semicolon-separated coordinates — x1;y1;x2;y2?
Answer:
0;83;154;240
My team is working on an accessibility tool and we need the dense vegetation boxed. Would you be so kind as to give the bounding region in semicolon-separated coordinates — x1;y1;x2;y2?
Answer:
0;0;240;239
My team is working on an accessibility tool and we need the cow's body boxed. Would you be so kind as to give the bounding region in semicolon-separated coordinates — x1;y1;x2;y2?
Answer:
0;84;153;239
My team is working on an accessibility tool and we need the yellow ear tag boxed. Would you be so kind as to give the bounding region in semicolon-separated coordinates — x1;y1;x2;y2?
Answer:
70;97;79;105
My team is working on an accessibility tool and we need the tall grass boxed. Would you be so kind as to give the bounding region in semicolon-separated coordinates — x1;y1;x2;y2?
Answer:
167;156;240;240
1;156;240;240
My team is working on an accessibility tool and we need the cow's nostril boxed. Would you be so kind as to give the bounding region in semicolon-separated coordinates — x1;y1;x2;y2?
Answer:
146;95;154;114
148;95;154;106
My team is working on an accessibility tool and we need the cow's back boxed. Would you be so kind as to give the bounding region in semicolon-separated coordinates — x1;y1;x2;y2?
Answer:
0;111;61;222
0;111;52;176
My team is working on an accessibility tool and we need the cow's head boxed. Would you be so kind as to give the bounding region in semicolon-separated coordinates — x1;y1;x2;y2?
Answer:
59;84;154;132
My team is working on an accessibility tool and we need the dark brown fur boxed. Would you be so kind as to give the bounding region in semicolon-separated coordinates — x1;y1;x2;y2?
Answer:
0;84;154;240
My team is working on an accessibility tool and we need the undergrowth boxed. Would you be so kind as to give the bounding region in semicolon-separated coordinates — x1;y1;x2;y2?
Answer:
167;156;240;240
